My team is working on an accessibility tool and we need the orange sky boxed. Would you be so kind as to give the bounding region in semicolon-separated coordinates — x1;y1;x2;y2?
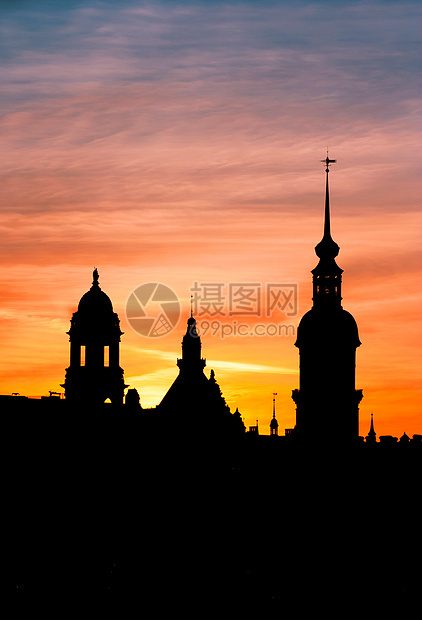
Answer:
0;1;421;438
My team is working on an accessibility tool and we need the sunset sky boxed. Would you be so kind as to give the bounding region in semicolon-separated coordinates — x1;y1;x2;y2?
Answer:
1;0;421;437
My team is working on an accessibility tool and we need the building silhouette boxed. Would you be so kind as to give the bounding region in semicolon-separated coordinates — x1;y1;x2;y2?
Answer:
61;268;127;406
159;311;208;411
5;156;422;606
292;156;363;442
158;310;245;442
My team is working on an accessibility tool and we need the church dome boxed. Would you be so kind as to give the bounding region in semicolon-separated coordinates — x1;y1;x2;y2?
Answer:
77;269;114;315
295;307;361;349
78;287;113;314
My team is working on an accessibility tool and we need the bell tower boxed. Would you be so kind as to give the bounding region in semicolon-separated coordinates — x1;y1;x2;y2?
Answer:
292;156;363;442
62;269;127;406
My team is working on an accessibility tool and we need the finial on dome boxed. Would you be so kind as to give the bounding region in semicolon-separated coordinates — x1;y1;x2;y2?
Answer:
92;267;99;288
187;295;197;328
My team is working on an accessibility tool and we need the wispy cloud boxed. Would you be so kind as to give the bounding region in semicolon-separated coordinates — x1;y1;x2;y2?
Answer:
206;359;296;375
127;346;295;374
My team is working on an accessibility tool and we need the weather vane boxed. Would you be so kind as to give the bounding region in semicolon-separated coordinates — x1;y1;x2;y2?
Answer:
321;148;337;173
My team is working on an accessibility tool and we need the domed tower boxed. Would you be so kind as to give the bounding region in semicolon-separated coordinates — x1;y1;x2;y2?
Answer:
62;269;127;406
292;156;363;442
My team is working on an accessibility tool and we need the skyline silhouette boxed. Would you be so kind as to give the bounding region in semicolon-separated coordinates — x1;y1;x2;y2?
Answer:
1;1;421;438
2;158;420;442
2;1;421;606
3;155;421;606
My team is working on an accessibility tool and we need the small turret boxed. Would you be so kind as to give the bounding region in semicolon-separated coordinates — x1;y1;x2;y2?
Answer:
270;393;279;436
365;412;377;444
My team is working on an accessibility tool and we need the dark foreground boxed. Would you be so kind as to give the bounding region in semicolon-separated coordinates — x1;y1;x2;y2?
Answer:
6;404;421;610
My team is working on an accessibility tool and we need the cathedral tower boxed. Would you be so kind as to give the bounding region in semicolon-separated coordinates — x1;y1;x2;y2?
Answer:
292;156;363;442
62;269;127;406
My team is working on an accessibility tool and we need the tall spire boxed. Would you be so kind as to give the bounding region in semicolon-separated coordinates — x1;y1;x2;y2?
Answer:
315;153;340;260
323;155;334;238
311;152;343;310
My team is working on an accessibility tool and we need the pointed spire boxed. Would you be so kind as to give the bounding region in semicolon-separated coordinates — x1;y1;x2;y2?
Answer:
270;393;279;435
315;152;340;260
311;151;344;310
323;156;333;238
366;411;376;444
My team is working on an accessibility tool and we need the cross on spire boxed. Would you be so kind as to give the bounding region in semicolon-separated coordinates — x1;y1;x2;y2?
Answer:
321;148;337;173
